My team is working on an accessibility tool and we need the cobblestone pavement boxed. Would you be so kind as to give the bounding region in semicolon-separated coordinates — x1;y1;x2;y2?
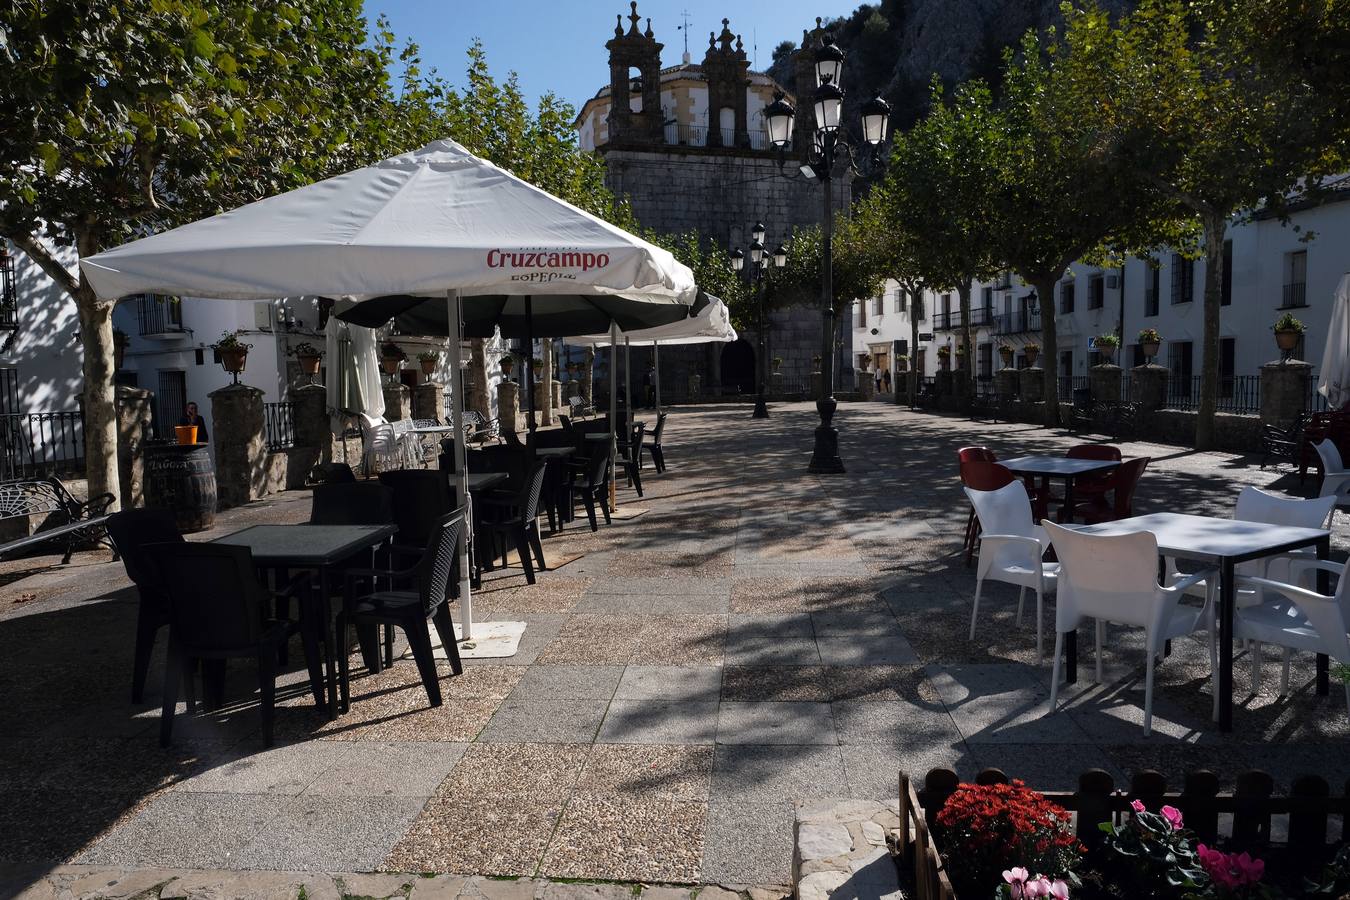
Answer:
2;401;1348;897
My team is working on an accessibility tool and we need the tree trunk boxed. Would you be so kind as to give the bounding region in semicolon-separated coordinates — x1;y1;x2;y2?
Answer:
75;228;120;511
906;285;920;408
540;337;554;426
957;281;975;405
1034;276;1061;427
468;338;491;421
1195;215;1227;451
581;347;595;406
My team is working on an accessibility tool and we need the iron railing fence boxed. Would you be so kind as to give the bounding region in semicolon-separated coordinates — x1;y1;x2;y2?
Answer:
263;401;295;451
0;411;85;480
1057;376;1090;401
993;309;1042;334
135;294;185;336
1162;374;1261;414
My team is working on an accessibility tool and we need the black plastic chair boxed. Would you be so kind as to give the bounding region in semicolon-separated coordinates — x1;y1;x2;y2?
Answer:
107;509;185;704
617;421;646;497
338;509;466;710
646;411;668;473
150;542;323;747
310;482;395;527
313;462;357;485
478;461;548;584
378;469;453;562
570;440;612;532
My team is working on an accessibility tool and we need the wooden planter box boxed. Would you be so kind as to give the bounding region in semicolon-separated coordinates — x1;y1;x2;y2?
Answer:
898;765;1350;900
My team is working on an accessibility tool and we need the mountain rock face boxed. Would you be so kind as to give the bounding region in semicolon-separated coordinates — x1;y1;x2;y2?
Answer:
768;0;1134;128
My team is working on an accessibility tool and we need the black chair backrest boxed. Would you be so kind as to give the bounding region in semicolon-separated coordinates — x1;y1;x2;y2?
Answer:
310;482;395;526
415;508;466;614
313;462;357;485
149;542;268;651
559;414;573;434
626;422;646;460
107;509;184;599
379;469;451;546
519;461;548;522
585;440;611;489
651;411;667;443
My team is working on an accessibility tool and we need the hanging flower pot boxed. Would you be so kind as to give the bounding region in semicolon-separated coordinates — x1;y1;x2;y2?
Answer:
1273;312;1305;356
418;351;438;376
1137;328;1162;360
500;356;515;377
1024;344;1041;367
290;341;323;377
999;345;1014;367
213;330;253;384
380;341;406;377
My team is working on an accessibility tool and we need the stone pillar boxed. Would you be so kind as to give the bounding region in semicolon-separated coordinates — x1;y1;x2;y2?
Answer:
1131;364;1168;412
116;385;154;509
209;384;265;509
1260;359;1313;427
382;381;410;421
995;368;1019;400
770;371;784;398
1090;364;1122;404
551;380;562;411
412;382;441;420
857;371;875;400
1019;367;1044;403
581;347;595;406
468;338;491;421
540;340;555;426
935;370;953;397
498;380;520;434
291;382;328;456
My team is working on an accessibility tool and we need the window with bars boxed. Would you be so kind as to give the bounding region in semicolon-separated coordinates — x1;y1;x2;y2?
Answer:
872;295;883;316
1171;254;1194;304
1283;250;1308;308
1220;337;1235;396
1168;341;1193;384
856;301;866;328
1060;281;1075;314
978;343;993;379
894;288;904;313
1145;262;1160;317
1088;274;1104;310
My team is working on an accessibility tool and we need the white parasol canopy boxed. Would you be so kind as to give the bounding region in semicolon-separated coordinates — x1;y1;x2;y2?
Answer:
79;139;695;307
565;294;736;348
1318;274;1350;408
324;317;385;429
80;140;697;652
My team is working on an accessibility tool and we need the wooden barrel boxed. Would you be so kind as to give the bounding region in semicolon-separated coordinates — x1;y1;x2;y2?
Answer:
144;443;217;533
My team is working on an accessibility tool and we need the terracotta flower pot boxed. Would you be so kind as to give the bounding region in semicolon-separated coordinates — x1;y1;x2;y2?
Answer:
1275;330;1301;352
1099;347;1117;364
1141;341;1160;359
1025;348;1040;367
420;359;437;376
999;349;1013;367
298;354;321;376
381;356;402;375
220;347;248;374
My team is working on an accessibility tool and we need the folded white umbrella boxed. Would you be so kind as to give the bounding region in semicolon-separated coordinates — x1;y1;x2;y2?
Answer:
1318;274;1350;408
81;140;696;649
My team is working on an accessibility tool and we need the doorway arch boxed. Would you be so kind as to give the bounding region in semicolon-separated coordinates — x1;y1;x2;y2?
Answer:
720;339;756;395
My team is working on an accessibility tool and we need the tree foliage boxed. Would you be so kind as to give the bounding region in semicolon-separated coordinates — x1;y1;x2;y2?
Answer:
765;217;888;317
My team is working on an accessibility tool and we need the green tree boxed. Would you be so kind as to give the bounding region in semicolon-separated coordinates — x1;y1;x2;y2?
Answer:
1101;0;1344;448
880;79;1003;402
0;0;396;506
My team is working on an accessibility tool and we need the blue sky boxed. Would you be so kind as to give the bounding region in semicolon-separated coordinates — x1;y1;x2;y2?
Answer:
362;0;842;114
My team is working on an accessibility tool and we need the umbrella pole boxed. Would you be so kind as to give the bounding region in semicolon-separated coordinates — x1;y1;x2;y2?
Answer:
654;340;661;412
524;296;537;437
447;289;474;641
609;321;618;513
625;338;632;418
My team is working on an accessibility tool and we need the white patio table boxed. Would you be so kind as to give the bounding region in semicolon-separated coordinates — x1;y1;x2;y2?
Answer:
1064;512;1331;731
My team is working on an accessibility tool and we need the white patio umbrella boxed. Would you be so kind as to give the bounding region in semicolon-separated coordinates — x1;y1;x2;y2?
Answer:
1318;274;1350;408
567;293;736;409
324;317;384;431
81;139;696;651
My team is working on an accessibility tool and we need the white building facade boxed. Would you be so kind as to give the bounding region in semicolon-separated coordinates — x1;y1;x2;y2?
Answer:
851;191;1350;405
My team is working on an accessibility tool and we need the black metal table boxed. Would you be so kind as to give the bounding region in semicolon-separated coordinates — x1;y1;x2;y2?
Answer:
1000;455;1121;522
1065;512;1330;731
212;523;397;719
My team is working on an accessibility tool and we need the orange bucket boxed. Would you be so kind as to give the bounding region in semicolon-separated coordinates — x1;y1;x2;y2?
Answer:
174;425;198;445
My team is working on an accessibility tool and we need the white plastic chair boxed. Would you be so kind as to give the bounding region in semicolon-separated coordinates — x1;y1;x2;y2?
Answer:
358;413;399;474
965;481;1058;661
1238;559;1350;716
1043;522;1216;735
1315;440;1350;514
1171;487;1336;610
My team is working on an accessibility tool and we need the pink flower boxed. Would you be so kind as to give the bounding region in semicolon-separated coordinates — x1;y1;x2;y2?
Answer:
1160;805;1183;829
1197;844;1265;890
1023;877;1053;898
1003;867;1030;886
1130;799;1146;813
1047;879;1071;900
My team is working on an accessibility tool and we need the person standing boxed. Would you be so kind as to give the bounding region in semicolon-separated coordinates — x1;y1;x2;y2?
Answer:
178;401;208;442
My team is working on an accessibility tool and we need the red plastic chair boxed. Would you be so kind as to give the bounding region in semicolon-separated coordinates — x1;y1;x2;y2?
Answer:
958;446;997;464
1075;457;1150;524
1065;444;1122;502
960;461;1016;564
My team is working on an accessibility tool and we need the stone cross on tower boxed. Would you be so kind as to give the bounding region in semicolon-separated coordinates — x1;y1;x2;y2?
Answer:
604;2;665;146
702;17;751;149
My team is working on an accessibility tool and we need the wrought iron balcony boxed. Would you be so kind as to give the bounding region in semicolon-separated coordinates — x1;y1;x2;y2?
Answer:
136;294;186;338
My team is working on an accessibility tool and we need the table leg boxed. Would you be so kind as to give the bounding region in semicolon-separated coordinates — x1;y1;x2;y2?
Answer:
1058;476;1075;524
1317;535;1331;696
1218;557;1236;732
320;567;339;721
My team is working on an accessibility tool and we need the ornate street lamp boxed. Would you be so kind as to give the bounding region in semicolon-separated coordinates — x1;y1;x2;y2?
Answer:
731;224;787;420
763;32;892;474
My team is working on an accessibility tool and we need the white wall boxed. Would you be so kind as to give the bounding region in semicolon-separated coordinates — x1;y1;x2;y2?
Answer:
4;243;84;412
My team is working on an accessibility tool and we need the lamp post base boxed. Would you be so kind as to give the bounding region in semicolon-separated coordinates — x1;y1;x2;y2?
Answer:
806;397;844;474
752;395;770;418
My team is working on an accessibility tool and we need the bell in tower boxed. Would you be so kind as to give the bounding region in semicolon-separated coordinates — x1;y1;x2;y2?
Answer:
604;2;665;145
